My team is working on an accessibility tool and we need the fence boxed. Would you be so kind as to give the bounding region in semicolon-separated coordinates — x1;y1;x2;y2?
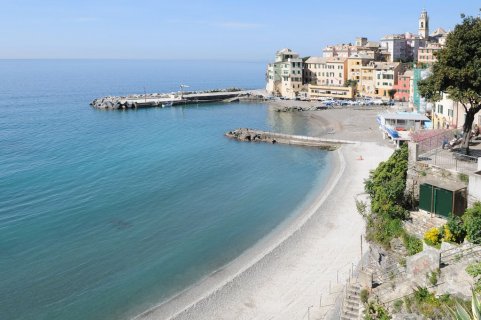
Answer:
417;147;479;174
413;129;460;155
440;243;481;266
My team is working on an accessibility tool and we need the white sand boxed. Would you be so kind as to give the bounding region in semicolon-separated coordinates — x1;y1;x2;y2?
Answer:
134;141;393;320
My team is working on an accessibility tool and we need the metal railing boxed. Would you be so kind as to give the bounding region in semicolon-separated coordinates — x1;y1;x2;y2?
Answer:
414;129;459;155
418;147;478;174
440;243;481;266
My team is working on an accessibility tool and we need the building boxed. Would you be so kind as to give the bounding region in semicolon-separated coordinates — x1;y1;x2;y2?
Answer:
430;27;448;45
347;54;375;92
418;9;429;39
359;61;401;98
432;93;465;129
394;70;413;102
303;56;347;87
266;48;304;99
417;42;442;65
323;37;381;60
304;56;353;99
373;62;402;98
380;33;425;62
431;93;481;130
307;85;355;100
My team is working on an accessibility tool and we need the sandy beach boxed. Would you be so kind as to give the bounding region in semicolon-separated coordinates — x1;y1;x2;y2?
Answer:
135;106;394;320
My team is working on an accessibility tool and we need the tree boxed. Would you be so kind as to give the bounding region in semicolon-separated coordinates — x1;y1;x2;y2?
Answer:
388;89;397;100
418;13;481;153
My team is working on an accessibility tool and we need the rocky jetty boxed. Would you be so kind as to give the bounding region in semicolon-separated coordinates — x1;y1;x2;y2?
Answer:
225;128;354;150
275;105;328;112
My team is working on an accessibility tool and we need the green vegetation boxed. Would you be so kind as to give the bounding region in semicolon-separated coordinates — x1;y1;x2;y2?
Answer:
344;79;358;88
446;215;467;243
466;262;481;292
393;299;403;313
402;232;423;256
446;290;481;320
364;145;410;248
459;173;470;183
463;202;481;244
388;89;397;100
424;227;442;248
364;300;391;320
401;287;463;319
418;14;481;153
360;288;369;304
427;269;439;286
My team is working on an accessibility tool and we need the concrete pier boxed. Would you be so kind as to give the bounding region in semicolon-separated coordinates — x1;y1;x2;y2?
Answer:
225;128;357;149
90;90;263;110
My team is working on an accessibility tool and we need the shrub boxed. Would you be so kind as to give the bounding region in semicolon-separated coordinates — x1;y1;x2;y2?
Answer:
363;146;410;248
364;300;391;320
443;224;454;242
466;261;481;292
402;232;423;256
424;227;442;247
427;270;439;286
446;215;466;243
463;202;481;244
360;288;369;304
393;299;403;313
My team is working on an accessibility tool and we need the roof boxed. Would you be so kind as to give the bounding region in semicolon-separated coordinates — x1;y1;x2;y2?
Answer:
348;53;374;60
277;48;294;54
421;178;467;192
431;27;447;36
379;112;430;121
305;56;346;64
402;70;414;77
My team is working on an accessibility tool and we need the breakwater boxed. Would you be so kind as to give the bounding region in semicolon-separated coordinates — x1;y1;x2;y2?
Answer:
225;128;357;149
90;90;264;109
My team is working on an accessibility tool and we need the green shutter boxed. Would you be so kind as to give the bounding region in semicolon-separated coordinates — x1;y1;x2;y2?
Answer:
419;184;433;212
434;187;453;218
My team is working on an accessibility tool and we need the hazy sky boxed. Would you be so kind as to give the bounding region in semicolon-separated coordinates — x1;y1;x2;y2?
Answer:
1;0;479;60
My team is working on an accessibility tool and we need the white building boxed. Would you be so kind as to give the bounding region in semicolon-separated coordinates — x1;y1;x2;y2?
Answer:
266;48;304;99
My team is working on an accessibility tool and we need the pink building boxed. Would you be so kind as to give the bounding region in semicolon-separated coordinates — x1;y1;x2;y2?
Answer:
394;71;412;102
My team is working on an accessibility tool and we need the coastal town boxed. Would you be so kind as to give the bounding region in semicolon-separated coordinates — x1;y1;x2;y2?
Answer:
265;10;479;133
4;2;481;320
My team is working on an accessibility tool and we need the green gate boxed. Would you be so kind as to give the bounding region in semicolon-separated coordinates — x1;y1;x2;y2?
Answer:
434;187;453;218
419;183;433;212
419;182;466;217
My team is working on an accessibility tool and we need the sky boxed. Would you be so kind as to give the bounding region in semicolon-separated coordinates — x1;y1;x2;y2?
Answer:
0;0;479;61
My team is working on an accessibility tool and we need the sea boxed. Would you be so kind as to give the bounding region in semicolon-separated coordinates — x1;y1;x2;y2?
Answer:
0;60;332;320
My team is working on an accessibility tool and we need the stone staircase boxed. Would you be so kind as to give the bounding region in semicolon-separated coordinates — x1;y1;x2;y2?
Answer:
403;210;446;239
340;283;361;320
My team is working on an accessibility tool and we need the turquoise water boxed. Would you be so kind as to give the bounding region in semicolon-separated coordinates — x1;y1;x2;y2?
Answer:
0;60;330;320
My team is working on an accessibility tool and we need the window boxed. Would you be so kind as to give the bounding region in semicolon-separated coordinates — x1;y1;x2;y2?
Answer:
438;104;443;114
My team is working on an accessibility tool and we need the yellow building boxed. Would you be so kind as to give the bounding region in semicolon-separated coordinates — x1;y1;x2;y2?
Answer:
304;56;347;86
304;56;353;100
359;61;401;98
417;43;442;65
347;54;374;92
307;84;354;100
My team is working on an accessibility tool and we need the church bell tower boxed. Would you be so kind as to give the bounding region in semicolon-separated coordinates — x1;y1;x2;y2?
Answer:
419;9;429;39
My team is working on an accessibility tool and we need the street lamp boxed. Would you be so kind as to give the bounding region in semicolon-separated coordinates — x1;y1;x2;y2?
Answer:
180;84;189;100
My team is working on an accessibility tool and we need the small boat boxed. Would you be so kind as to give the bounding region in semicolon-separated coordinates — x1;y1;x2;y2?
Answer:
162;101;173;108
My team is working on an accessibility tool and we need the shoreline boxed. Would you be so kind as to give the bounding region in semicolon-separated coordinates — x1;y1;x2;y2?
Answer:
134;140;393;320
134;148;343;320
